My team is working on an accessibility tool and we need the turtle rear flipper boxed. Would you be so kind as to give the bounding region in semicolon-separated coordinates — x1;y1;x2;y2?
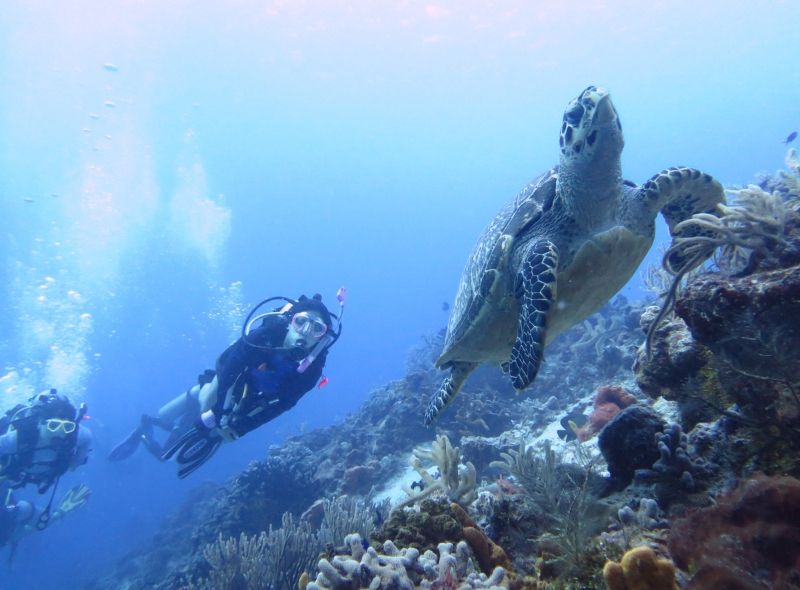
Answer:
508;239;559;391
424;361;478;426
638;167;726;271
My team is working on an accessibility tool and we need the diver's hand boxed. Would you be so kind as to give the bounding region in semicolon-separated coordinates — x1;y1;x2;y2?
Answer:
197;409;238;442
53;484;91;519
214;425;239;443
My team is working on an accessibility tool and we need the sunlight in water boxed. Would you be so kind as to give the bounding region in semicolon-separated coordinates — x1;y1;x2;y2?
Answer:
168;157;232;271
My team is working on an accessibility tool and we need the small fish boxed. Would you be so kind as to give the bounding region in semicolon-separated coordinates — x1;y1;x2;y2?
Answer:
373;506;385;528
556;411;588;441
103;63;119;72
23;197;34;203
783;131;797;145
318;376;329;389
441;301;450;311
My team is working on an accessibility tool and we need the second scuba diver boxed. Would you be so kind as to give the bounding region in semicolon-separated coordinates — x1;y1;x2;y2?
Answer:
0;389;92;530
0;390;92;494
109;291;344;478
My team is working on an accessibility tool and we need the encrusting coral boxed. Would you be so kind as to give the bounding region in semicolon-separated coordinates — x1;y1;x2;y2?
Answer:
668;474;800;589
450;502;513;575
602;546;679;590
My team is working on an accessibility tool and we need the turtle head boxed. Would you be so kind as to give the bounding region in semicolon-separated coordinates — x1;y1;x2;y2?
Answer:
559;86;623;170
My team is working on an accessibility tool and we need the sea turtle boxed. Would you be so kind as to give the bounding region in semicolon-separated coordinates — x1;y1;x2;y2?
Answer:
424;85;725;426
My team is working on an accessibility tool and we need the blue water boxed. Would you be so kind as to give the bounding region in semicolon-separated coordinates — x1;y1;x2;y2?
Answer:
1;2;798;588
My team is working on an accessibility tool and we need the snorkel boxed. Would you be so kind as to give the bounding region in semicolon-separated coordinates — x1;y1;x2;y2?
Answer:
297;287;345;373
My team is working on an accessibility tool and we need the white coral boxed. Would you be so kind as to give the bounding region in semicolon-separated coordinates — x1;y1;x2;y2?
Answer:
307;534;506;590
394;434;478;511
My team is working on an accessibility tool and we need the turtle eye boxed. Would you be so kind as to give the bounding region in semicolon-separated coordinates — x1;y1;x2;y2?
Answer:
564;102;584;126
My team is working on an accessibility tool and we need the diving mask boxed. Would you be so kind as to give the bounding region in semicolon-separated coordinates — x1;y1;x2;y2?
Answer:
44;418;77;435
291;311;328;339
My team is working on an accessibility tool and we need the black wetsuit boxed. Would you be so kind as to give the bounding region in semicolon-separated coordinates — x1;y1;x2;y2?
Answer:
212;314;326;437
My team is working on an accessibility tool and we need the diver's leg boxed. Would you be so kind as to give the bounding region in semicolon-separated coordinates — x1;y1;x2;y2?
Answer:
197;377;219;414
150;385;205;457
108;419;148;462
157;385;202;425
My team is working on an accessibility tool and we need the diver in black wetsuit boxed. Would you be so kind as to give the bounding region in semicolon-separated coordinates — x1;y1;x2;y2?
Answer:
109;291;343;478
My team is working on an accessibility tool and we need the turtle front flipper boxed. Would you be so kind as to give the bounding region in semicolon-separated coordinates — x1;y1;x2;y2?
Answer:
424;361;478;426
509;239;559;391
639;167;726;271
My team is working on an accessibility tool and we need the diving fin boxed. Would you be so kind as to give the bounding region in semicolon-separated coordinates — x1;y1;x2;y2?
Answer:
107;427;144;461
161;427;223;479
177;438;222;479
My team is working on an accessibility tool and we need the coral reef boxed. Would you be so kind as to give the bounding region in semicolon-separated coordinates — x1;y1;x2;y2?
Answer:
186;512;319;590
633;423;717;507
450;502;514;575
395;434;478;511
602;546;679;590
372;498;464;552
668;474;800;589
616;498;667;532
307;533;507;590
633;307;708;404
88;157;800;590
574;385;638;442
490;441;609;581
598;406;665;491
677;265;800;389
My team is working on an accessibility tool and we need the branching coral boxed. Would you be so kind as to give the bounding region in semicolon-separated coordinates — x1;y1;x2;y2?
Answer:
617;498;664;531
780;148;800;203
570;315;627;358
395;434;477;511
318;495;377;550
490;441;561;518
645;185;792;356
491;441;606;577
187;512;320;590
634;423;717;506
666;187;787;276
307;533;507;590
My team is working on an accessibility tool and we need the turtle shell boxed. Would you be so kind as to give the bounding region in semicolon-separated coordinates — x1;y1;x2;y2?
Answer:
436;169;557;368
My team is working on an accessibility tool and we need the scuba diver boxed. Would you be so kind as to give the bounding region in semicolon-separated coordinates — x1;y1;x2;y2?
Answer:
0;389;92;530
109;290;344;478
1;482;90;560
0;389;92;494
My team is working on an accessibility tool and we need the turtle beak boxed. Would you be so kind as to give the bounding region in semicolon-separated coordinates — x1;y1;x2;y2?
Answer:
591;92;616;125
